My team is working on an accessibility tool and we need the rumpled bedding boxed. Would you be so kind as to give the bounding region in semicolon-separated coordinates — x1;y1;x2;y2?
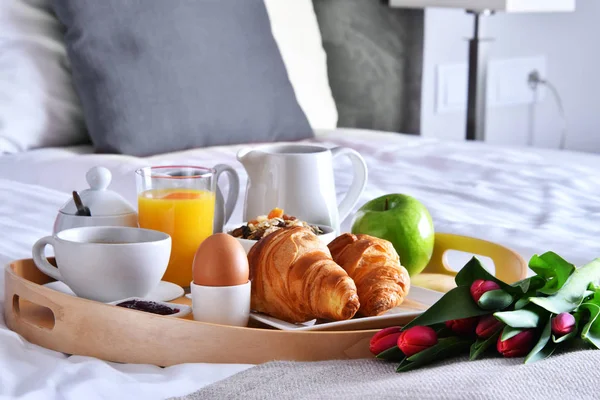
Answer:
1;128;598;399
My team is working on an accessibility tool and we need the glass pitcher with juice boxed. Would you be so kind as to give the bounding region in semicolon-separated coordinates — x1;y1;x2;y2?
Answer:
136;165;239;287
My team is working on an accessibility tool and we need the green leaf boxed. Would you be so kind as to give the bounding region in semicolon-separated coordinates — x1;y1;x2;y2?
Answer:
511;278;532;293
455;257;514;293
494;305;549;329
396;337;473;373
431;323;450;333
529;252;576;295
512;283;549;311
402;285;489;330
512;277;548;310
580;302;600;349
530;258;600;314
588;283;600;292
514;297;531;310
525;315;556;364
396;355;411;370
552;332;576;344
478;290;514;310
469;329;502;360
511;276;545;295
405;337;466;362
376;346;404;362
501;326;523;341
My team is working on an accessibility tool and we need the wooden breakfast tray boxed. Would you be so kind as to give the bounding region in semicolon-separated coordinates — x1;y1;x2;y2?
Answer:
4;233;527;367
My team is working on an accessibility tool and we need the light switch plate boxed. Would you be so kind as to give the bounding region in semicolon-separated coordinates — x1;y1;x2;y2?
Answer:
435;63;468;114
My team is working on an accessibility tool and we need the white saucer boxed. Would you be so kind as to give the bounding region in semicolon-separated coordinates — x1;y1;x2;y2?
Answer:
43;281;185;303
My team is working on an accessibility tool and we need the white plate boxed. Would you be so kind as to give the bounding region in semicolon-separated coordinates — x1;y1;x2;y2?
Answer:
225;223;336;254
249;286;443;331
43;281;185;303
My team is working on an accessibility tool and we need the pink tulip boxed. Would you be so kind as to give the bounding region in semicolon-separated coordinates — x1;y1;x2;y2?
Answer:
476;314;504;339
397;326;438;357
497;329;536;358
551;312;576;337
445;316;479;336
369;326;402;355
470;279;501;303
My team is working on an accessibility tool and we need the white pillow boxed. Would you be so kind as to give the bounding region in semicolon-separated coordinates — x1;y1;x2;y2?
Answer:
254;0;339;131
0;0;336;153
0;0;87;153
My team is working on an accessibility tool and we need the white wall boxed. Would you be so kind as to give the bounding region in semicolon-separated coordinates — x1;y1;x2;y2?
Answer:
421;0;600;153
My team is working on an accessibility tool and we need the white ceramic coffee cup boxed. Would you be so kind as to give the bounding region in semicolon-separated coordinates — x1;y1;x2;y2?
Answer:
190;281;251;327
32;226;171;302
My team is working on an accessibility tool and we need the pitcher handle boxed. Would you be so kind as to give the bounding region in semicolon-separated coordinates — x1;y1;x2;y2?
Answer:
213;164;240;233
331;147;368;222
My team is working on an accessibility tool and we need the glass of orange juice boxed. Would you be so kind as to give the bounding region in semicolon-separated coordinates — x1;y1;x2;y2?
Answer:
135;165;239;288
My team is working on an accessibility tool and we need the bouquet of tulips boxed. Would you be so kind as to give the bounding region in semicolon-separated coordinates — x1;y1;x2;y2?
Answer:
370;252;600;372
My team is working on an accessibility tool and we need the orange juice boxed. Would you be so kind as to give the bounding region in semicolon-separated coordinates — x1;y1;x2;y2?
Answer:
138;188;215;287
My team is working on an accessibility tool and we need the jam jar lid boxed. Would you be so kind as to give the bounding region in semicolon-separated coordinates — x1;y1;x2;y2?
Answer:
59;167;136;217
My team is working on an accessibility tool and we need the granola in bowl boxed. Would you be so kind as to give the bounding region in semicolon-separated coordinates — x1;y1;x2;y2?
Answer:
229;208;324;240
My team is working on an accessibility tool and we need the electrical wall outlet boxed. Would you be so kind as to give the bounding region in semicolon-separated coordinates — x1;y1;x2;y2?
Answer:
487;56;547;107
435;56;547;114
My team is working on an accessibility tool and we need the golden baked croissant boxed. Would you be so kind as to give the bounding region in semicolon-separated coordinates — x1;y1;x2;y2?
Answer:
328;233;410;317
248;226;360;323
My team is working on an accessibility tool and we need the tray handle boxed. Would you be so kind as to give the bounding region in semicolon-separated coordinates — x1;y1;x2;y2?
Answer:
7;278;63;336
424;233;528;284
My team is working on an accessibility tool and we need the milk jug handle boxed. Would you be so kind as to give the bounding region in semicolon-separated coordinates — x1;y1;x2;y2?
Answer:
330;147;368;222
213;164;240;233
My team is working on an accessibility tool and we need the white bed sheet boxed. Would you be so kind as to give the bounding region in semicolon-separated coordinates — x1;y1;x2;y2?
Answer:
1;128;599;399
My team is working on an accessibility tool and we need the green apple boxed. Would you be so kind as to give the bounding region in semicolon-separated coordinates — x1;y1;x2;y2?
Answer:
351;194;435;276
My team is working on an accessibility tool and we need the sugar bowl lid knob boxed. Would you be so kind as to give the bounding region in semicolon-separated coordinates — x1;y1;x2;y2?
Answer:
58;166;136;216
86;166;111;191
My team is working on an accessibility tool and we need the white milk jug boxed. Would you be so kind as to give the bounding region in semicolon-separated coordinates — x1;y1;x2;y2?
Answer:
237;143;368;234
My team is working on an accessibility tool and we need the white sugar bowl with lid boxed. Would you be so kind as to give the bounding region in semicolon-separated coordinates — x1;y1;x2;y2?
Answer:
53;166;139;234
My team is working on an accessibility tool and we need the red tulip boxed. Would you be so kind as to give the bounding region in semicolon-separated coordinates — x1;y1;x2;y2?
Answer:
551;312;576;337
397;326;438;357
476;314;504;339
370;326;402;355
445;316;479;336
497;329;536;358
470;279;501;303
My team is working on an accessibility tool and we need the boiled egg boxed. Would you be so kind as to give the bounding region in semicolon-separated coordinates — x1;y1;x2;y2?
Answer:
192;233;249;287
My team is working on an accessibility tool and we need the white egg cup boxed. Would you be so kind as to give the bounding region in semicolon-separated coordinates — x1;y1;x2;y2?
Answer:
190;281;251;327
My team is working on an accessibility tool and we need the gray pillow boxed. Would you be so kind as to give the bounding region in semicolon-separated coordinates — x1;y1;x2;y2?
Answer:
51;0;313;156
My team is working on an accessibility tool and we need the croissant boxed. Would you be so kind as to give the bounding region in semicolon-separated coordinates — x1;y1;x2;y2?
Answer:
328;233;410;317
248;226;360;323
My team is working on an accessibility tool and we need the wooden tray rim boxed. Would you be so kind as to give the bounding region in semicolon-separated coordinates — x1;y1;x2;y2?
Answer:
4;259;387;366
3;231;528;366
